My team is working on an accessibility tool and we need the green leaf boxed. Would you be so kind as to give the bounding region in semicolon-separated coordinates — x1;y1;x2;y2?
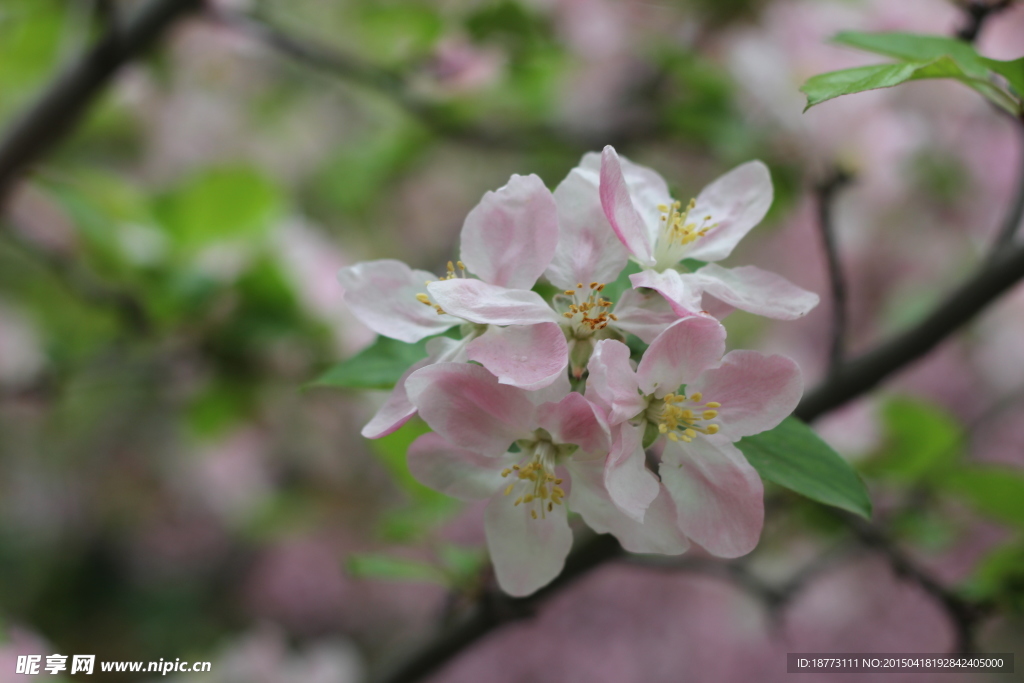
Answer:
736;417;872;519
832;32;989;77
153;166;281;250
983;56;1024;96
800;57;1007;111
938;466;1024;530
865;396;962;480
964;542;1024;609
310;336;429;390
346;553;447;584
803;33;1020;113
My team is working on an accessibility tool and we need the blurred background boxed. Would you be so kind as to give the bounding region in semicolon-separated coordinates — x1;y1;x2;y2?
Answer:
1;0;1023;681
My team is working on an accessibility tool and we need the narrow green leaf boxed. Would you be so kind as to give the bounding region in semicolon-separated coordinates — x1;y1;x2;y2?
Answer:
832;31;989;77
801;56;1016;113
310;335;428;390
346;553;447;583
736;417;872;519
938;466;1024;530
983;56;1024;96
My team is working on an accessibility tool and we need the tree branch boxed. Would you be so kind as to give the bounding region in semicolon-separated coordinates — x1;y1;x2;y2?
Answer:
795;238;1024;422
0;0;203;208
956;0;1015;43
814;168;852;374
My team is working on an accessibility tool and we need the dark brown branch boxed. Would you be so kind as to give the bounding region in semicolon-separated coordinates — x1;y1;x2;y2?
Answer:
956;0;1015;43
0;0;203;208
814;169;852;374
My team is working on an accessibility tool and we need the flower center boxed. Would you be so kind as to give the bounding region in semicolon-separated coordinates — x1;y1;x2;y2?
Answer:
653;199;717;270
415;260;467;315
559;282;618;338
646;391;721;443
500;441;565;520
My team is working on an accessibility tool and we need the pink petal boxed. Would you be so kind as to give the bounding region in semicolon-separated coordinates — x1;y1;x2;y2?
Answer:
635;316;726;398
611;288;679;344
686;160;773;263
466;323;568;390
700;291;736;321
360;357;430;439
687;350;803;440
600;146;655;266
535;392;610;455
523;370;571;407
460;174;559;290
629;268;703;318
407;433;512;500
405;363;535;458
585;339;645;425
426;278;557;326
660;438;764;558
566;457;689;555
692;263;820;320
485;492;573;596
361;336;470;439
546;154;629;289
603;422;660;522
338;259;458;342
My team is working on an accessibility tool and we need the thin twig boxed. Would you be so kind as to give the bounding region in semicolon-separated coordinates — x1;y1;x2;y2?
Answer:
0;0;203;208
815;168;852;374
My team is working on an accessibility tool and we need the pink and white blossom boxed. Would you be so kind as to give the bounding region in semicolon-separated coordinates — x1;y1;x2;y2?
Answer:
599;145;820;320
405;363;688;596
545;152;709;376
586;315;803;557
338;174;568;437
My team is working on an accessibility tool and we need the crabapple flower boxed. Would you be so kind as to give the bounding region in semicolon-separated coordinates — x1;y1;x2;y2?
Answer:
587;315;803;557
599;145;819;321
338;174;568;438
405;362;688;596
545;152;710;376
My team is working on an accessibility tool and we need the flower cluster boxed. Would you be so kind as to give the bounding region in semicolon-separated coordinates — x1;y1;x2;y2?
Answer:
338;146;818;596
